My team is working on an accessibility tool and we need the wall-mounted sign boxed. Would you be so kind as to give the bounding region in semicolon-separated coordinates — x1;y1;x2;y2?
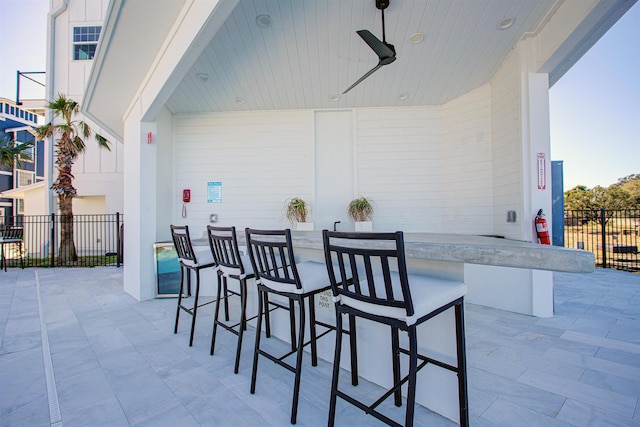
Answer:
537;153;546;190
207;181;222;203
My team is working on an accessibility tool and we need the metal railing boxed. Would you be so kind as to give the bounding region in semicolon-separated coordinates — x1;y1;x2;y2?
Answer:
1;213;123;268
564;208;639;272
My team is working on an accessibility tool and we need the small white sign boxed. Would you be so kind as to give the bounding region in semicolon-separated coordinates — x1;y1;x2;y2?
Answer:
537;153;546;190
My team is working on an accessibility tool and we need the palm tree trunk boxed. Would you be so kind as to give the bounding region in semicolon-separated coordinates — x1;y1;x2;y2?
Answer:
58;196;77;262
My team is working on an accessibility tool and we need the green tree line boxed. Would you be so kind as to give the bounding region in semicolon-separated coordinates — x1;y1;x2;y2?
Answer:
564;173;640;210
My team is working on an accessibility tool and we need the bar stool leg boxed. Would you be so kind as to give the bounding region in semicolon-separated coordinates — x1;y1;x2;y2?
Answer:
223;277;230;321
327;312;344;427
456;302;469;427
264;294;271;337
233;278;248;374
309;294;318;366
348;314;358;386
250;289;265;394
188;270;201;346
174;266;185;334
290;297;306;425
210;271;223;355
19;242;24;269
391;327;402;406
289;300;297;352
405;326;418;427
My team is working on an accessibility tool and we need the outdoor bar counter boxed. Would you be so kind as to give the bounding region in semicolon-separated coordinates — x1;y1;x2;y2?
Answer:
287;231;594;273
193;231;594;423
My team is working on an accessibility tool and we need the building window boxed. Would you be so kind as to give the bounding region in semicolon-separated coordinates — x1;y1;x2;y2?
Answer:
17;170;34;187
21;146;35;163
16;199;24;215
73;26;101;60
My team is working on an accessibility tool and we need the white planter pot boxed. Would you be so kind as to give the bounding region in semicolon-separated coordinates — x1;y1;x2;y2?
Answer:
354;221;373;232
295;222;314;231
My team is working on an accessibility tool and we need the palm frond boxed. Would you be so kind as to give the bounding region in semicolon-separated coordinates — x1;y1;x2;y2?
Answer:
0;136;33;169
95;133;111;151
79;121;92;139
72;135;87;154
34;122;53;140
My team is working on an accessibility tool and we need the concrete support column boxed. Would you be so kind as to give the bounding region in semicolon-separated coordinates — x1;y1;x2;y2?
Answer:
123;101;158;301
520;39;554;317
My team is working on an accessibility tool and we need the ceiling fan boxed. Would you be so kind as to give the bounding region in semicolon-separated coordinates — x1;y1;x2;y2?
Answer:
342;0;396;95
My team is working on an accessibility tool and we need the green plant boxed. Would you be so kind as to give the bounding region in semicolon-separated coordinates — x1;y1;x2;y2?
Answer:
285;197;309;223
347;196;374;222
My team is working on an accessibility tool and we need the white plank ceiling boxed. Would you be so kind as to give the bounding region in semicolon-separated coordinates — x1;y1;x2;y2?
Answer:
166;0;559;114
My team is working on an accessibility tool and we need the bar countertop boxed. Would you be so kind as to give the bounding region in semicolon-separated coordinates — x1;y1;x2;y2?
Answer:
286;231;595;274
194;231;594;274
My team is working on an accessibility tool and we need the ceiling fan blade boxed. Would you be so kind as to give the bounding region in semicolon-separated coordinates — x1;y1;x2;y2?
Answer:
357;30;395;59
342;63;384;95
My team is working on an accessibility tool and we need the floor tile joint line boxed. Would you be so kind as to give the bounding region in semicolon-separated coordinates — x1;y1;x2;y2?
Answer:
35;269;63;426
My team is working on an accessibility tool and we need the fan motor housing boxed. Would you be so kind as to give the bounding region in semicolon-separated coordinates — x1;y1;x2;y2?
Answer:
376;0;390;10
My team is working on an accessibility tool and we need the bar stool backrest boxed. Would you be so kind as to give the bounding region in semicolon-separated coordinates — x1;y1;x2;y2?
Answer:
0;227;23;241
322;230;415;321
245;228;302;292
170;225;198;266
207;225;246;278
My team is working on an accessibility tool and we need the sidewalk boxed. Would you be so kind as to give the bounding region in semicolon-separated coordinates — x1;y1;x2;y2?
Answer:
1;267;639;426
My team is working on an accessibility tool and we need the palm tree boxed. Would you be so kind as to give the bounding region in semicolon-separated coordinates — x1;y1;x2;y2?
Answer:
36;94;110;263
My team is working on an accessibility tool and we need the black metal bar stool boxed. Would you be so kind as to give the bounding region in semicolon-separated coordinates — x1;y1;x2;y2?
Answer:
245;228;351;425
170;225;217;346
207;225;265;374
323;230;469;427
0;227;24;272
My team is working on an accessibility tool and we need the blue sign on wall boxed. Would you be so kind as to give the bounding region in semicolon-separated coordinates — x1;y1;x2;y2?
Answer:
207;181;222;203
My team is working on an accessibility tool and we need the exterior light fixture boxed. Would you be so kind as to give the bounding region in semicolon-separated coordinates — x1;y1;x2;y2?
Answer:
497;17;515;30
234;96;246;105
397;92;409;101
256;14;272;28
329;94;340;102
196;73;209;82
410;32;424;44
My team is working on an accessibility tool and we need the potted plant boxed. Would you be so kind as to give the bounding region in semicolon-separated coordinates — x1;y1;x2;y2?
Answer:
285;197;314;230
348;196;374;231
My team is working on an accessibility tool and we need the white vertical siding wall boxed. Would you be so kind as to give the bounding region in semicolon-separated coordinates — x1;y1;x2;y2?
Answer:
490;50;524;240
355;107;444;232
441;85;493;234
173;110;315;237
172;90;508;236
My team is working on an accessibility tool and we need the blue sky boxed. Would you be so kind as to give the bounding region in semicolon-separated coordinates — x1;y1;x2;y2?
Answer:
549;2;640;190
1;0;638;191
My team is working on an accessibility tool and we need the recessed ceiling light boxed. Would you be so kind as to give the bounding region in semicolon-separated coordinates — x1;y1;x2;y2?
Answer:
497;17;515;30
234;97;246;105
256;14;272;28
196;73;209;82
410;32;424;44
397;92;409;100
329;94;340;102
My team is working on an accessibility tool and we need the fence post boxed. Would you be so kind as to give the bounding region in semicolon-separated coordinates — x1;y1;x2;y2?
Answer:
601;208;607;269
50;213;56;267
116;212;121;268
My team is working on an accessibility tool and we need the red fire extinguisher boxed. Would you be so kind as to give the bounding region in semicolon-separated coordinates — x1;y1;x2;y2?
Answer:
535;209;550;245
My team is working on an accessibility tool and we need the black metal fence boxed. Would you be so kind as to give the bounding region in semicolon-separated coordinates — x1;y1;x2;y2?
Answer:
1;213;123;268
564;209;639;272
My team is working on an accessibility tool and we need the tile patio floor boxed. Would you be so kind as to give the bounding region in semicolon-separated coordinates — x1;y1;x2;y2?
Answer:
1;267;639;426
